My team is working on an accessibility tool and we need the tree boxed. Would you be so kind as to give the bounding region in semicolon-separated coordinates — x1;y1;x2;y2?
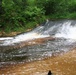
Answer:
0;0;3;14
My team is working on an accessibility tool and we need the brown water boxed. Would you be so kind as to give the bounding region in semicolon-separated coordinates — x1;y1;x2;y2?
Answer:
0;49;76;75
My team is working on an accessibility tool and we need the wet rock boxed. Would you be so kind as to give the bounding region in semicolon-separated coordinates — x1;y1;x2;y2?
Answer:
0;37;55;51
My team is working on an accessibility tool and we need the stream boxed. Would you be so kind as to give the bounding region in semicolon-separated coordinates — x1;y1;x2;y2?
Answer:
0;20;76;67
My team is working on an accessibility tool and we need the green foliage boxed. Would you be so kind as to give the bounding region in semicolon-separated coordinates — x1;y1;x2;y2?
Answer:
1;0;26;29
68;0;76;13
25;22;37;29
0;0;45;31
25;6;44;21
0;0;76;33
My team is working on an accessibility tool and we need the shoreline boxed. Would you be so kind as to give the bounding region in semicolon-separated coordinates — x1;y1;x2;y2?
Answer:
0;28;33;37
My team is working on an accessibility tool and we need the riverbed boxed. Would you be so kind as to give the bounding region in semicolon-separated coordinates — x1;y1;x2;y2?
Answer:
0;20;76;75
0;49;76;75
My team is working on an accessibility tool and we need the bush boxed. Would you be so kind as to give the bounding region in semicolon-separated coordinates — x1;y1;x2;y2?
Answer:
68;0;76;13
0;0;76;33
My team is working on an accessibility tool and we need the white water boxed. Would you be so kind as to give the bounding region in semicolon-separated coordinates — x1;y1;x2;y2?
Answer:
0;20;76;46
0;37;13;40
55;22;76;39
0;20;76;65
0;33;49;46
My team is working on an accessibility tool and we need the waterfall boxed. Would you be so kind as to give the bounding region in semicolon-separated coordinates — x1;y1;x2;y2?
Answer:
0;20;76;46
0;20;76;64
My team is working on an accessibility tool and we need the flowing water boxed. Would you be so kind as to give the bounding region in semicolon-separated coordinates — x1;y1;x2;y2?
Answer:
0;20;76;67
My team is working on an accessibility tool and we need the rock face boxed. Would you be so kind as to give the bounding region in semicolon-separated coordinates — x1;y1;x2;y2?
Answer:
0;37;55;51
0;49;76;75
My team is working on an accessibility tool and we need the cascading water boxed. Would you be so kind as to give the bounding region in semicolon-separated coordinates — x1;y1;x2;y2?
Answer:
0;20;76;67
1;20;76;45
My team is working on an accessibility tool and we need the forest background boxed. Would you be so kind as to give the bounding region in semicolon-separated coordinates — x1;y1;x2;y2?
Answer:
0;0;76;33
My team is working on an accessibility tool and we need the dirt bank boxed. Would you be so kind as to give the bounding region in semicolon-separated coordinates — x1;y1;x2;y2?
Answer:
0;49;76;75
0;28;32;37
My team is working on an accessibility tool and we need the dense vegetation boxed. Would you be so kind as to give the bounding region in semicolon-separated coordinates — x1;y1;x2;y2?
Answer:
0;0;76;33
